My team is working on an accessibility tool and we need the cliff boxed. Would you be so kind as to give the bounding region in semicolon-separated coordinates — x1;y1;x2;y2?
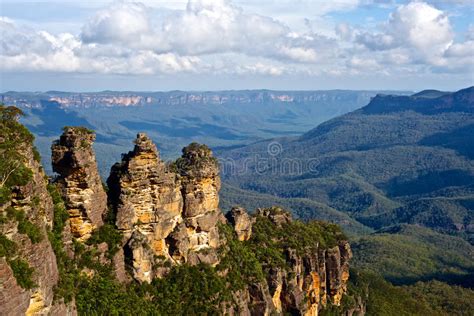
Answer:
221;207;353;315
0;106;75;315
105;133;353;314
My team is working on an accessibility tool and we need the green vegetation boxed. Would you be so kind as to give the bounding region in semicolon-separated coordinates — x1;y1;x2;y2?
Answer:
244;209;346;271
47;183;77;302
0;232;36;290
175;142;219;177
47;184;69;237
352;225;473;286
87;224;122;258
5;207;43;244
62;126;94;135
325;270;474;316
0;105;34;204
16;211;43;243
349;270;439;316
402;280;474;315
8;258;36;289
218;223;265;290
0;233;17;257
149;264;229;315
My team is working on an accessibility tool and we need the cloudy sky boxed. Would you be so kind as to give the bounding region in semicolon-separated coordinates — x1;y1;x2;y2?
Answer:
0;0;473;91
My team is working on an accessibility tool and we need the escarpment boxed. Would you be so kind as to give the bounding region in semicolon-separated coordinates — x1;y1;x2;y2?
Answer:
51;127;107;241
107;134;224;282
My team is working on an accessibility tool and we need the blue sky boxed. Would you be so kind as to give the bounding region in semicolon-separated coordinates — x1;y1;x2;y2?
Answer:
0;0;473;91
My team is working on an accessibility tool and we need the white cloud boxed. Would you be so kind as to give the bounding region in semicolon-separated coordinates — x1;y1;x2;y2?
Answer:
81;2;151;44
344;1;472;72
0;17;201;75
79;0;321;63
0;0;472;80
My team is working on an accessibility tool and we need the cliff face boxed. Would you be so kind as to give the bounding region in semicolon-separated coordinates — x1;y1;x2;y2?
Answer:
108;134;223;282
0;114;75;315
225;207;353;316
51;127;107;241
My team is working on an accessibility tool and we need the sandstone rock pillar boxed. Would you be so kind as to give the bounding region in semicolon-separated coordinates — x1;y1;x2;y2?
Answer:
51;127;107;241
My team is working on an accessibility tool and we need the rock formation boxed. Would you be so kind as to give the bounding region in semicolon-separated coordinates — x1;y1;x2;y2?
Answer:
225;206;253;241
1;116;355;315
108;134;223;282
51;127;107;241
226;207;353;316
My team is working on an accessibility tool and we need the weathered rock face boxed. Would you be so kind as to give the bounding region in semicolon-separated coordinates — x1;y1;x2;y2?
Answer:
226;206;253;241
51;127;107;241
108;135;223;282
0;142;75;315
227;208;353;316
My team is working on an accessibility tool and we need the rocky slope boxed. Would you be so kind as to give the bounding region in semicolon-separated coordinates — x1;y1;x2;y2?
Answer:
224;207;354;315
105;133;355;314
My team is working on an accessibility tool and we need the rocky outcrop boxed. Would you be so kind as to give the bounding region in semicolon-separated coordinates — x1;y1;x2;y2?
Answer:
0;137;75;315
227;207;353;316
51;127;107;241
226;206;253;241
108;134;223;282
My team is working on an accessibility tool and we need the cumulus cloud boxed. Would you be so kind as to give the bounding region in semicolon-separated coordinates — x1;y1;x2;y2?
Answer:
81;2;150;44
79;0;322;63
342;1;473;72
0;17;201;74
0;0;472;78
356;2;453;58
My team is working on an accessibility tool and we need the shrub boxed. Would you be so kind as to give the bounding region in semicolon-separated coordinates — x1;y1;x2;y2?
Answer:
0;233;17;257
87;224;123;258
8;208;43;243
8;258;36;289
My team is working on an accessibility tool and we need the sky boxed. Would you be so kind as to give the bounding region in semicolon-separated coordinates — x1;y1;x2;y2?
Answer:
0;0;473;91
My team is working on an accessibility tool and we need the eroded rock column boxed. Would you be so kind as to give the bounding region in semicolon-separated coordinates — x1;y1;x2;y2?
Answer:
108;133;183;282
51;127;107;241
107;135;225;282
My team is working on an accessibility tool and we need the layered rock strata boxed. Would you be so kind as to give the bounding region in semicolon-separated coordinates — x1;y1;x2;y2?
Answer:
108;134;223;282
51;127;107;241
226;208;353;316
0;138;76;315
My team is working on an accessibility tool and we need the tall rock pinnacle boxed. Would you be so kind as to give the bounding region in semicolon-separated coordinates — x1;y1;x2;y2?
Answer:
51;127;107;241
107;134;224;282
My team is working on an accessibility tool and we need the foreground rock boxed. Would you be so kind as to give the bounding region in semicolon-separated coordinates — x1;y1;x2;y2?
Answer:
0;111;76;315
51;127;107;241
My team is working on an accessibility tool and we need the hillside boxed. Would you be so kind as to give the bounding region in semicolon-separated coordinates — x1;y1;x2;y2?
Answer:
2;98;473;315
218;87;474;240
217;87;474;295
